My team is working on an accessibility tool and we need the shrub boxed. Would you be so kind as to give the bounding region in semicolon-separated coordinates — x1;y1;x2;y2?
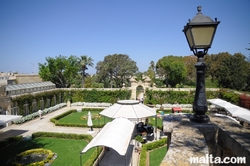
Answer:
0;136;23;149
134;135;144;143
32;132;92;142
13;103;67;124
83;146;102;166
239;94;250;109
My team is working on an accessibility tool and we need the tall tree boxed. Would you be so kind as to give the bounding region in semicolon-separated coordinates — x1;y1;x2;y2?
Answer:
95;54;138;88
147;61;155;86
246;43;250;62
78;55;94;88
214;52;249;90
246;43;250;90
156;55;187;87
205;52;231;81
183;55;196;86
38;55;79;88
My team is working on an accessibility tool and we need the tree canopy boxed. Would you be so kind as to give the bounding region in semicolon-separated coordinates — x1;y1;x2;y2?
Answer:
156;55;187;87
78;55;94;88
95;54;138;88
146;61;155;86
183;55;196;86
205;52;250;90
37;50;250;91
38;55;79;88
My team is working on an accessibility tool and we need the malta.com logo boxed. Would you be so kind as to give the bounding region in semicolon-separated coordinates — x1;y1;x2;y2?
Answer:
190;154;246;164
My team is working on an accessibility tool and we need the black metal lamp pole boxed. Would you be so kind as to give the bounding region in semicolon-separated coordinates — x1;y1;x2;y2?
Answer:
192;52;209;123
182;6;220;123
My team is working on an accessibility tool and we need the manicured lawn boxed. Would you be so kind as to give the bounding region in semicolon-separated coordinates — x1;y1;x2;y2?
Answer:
58;110;112;126
149;116;163;129
149;110;191;129
0;137;94;166
149;146;167;166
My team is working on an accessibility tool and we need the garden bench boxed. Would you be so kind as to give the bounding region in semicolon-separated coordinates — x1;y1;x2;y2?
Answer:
172;107;182;113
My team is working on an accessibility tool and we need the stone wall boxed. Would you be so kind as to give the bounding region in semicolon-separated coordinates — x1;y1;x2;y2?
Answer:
161;114;209;166
162;114;250;165
15;74;42;84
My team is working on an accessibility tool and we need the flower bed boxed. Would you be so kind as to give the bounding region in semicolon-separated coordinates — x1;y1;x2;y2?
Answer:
155;104;192;108
13;103;67;124
71;102;111;107
11;148;56;166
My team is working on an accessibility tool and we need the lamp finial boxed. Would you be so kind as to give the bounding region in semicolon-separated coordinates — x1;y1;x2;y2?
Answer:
197;6;202;14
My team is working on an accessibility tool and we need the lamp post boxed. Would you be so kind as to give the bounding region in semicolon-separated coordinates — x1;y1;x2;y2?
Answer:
182;6;220;123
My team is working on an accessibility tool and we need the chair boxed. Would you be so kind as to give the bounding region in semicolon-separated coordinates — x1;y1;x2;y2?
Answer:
147;126;154;136
137;122;146;132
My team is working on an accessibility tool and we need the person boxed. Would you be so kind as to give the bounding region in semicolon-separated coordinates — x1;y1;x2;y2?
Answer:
38;110;42;119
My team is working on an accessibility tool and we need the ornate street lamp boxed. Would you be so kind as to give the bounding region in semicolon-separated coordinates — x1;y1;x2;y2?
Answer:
182;6;220;123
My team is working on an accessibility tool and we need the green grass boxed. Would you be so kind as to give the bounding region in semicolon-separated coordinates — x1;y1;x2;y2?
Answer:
0;137;94;166
58;111;112;125
149;109;192;129
149;146;167;166
149;116;163;129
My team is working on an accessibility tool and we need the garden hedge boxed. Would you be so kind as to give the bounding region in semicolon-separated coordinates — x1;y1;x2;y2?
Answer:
32;132;101;165
50;109;107;128
0;136;23;149
139;137;167;166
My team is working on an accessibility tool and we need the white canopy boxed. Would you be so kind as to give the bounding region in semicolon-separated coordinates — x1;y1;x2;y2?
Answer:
237;115;250;124
100;100;156;119
0;115;22;126
207;98;229;107
207;98;250;121
81;118;134;156
230;108;250;117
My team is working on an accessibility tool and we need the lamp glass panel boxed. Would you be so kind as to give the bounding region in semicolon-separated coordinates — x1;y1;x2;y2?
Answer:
185;28;194;48
191;26;215;47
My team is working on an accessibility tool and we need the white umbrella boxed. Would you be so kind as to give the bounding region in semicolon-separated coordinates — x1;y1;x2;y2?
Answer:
100;100;157;143
87;111;93;131
100;100;156;119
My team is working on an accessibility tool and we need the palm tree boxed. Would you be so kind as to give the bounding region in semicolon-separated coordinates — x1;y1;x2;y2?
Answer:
79;55;94;88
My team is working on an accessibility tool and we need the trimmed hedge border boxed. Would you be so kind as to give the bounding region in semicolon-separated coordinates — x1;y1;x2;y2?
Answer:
0;136;23;149
139;137;167;166
0;132;99;166
32;132;101;166
32;131;92;142
50;108;107;128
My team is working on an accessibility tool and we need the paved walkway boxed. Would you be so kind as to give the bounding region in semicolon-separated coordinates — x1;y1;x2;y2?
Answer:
0;106;98;141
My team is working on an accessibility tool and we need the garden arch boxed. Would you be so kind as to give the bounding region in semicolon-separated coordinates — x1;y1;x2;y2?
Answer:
129;76;151;100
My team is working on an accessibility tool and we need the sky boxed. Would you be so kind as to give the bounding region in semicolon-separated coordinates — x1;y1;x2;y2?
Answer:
0;0;250;74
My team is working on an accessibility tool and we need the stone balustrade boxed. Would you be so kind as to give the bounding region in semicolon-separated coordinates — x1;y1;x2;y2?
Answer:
161;113;250;166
